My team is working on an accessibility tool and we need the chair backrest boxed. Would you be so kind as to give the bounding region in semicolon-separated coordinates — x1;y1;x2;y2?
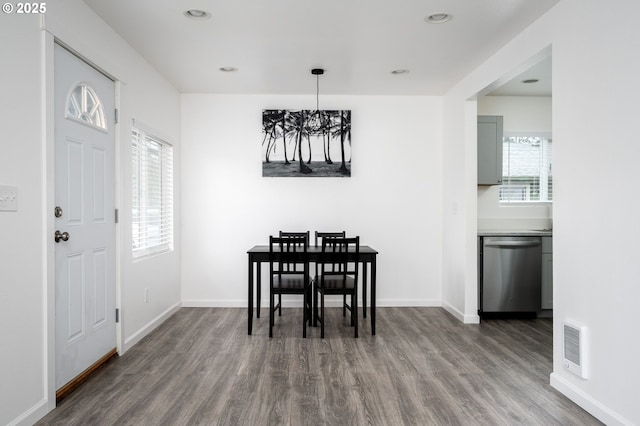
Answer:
270;235;308;275
319;236;359;280
314;231;346;273
314;231;346;247
279;231;310;241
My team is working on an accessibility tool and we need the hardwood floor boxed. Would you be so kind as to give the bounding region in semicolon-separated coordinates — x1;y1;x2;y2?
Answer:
37;307;601;425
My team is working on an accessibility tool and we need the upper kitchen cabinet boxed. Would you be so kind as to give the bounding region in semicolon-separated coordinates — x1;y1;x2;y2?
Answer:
478;115;503;185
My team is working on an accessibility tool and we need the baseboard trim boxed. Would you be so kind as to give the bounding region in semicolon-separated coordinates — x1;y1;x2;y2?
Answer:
184;299;482;324
182;298;442;308
464;313;480;324
442;302;480;324
123;301;181;353
376;299;441;307
182;299;245;308
7;398;49;426
442;302;463;321
550;372;633;426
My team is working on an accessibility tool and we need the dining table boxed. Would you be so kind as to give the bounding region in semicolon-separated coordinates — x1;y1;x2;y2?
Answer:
246;244;378;336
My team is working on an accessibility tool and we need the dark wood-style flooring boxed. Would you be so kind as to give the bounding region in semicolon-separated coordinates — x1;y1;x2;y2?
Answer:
37;307;601;425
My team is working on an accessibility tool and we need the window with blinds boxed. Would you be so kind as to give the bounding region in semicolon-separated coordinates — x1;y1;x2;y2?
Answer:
132;127;174;258
500;134;552;203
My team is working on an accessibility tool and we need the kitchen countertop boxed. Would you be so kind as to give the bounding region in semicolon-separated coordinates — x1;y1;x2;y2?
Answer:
478;229;552;237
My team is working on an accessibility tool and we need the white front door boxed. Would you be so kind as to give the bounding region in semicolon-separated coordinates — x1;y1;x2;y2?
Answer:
54;43;116;390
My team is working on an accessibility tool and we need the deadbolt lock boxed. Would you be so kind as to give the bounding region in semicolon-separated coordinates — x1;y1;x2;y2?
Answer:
54;206;63;218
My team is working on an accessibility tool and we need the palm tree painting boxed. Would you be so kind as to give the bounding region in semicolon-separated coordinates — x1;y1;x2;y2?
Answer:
262;109;351;177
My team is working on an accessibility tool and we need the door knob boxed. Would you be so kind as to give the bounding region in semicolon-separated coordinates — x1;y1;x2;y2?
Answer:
55;230;70;243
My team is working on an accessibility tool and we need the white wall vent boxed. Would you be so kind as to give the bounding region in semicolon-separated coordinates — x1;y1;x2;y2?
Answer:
563;320;589;379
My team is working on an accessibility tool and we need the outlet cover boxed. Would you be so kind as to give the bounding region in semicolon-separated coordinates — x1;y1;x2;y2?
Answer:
0;185;18;211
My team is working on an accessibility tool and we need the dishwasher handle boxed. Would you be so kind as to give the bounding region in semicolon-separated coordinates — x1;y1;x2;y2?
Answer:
484;240;541;248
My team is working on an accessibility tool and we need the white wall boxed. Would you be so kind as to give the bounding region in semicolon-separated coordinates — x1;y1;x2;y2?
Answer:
5;0;638;424
1;1;182;424
442;98;478;322
45;0;183;349
181;95;443;309
477;96;552;230
443;0;640;424
0;13;48;426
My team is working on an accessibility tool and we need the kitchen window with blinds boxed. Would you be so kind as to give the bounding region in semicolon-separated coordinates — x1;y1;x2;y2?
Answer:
500;133;552;203
132;126;174;258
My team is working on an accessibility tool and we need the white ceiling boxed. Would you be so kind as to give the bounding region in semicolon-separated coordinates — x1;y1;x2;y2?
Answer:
84;0;558;96
487;56;552;97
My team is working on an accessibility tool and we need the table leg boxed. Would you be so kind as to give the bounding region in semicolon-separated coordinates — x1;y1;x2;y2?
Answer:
256;261;261;318
248;256;253;335
362;263;367;319
371;256;376;335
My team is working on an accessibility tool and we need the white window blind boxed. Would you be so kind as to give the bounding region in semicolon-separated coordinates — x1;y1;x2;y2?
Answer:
500;133;552;203
132;127;174;258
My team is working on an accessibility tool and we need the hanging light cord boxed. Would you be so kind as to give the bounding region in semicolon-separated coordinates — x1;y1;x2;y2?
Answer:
316;74;320;111
312;68;324;111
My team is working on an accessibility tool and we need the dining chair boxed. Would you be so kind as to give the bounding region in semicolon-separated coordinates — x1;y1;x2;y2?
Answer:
277;231;310;316
314;236;360;338
314;231;348;315
269;235;312;338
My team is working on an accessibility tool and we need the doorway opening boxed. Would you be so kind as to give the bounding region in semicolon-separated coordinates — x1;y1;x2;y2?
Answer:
475;48;554;321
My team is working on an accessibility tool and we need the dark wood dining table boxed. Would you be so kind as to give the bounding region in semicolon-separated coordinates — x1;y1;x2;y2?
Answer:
246;244;378;336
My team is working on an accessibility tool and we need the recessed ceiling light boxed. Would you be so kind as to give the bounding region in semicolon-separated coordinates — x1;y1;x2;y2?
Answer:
184;9;211;20
522;79;539;84
219;67;238;72
391;69;410;75
426;13;452;24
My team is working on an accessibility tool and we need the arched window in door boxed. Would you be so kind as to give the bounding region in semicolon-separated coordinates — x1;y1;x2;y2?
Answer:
65;82;107;131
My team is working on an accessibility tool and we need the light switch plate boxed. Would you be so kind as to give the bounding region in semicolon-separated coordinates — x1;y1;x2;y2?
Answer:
0;185;18;211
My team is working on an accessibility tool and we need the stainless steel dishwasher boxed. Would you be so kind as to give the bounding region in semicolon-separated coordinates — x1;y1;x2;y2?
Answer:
480;236;542;318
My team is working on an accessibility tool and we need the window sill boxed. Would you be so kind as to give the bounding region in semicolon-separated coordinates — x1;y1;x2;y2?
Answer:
133;247;174;262
499;201;553;207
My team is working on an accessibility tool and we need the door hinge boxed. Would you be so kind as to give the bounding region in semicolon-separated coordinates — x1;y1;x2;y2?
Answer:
115;208;119;224
114;108;119;124
115;308;120;323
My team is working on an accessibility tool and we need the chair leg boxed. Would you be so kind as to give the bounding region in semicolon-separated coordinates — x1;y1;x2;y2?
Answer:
343;294;347;317
354;290;358;338
313;286;318;327
278;294;282;316
307;287;313;326
302;290;307;338
320;289;325;338
269;291;274;338
350;293;355;326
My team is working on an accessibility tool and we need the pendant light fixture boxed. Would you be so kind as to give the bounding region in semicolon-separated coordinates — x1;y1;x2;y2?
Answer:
311;68;324;111
310;68;325;132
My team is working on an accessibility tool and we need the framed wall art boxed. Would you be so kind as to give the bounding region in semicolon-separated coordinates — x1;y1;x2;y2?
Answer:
262;109;351;177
